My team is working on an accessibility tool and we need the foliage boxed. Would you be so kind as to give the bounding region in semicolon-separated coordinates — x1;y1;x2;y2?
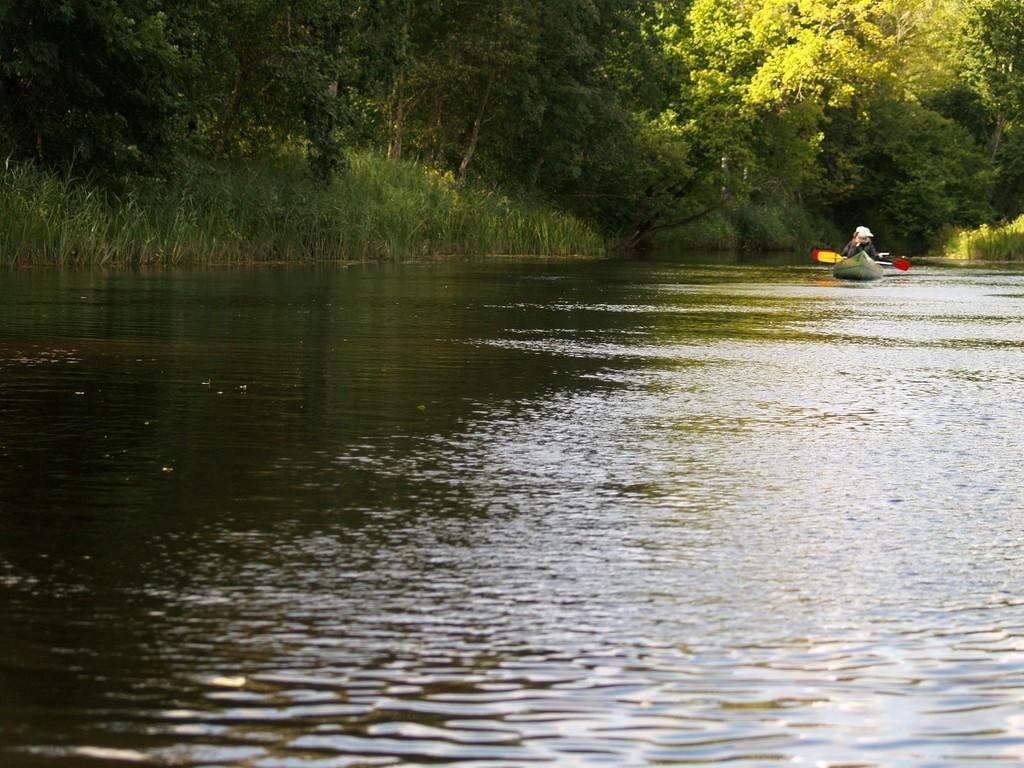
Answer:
956;0;1024;221
1;0;1022;258
165;0;367;180
821;98;994;248
993;124;1024;216
960;0;1024;128
654;198;843;252
0;0;182;174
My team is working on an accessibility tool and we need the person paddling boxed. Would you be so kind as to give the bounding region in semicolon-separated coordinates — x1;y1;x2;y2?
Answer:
841;226;880;261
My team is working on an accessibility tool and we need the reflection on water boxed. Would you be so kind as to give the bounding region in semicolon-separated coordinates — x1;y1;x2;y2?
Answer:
3;257;1024;766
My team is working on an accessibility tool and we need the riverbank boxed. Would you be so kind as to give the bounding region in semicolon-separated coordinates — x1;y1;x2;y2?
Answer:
10;151;976;267
937;215;1024;260
0;154;604;267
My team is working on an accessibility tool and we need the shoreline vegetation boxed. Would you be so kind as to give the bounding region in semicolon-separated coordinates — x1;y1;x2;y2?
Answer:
3;1;1021;267
0;154;605;267
0;154;847;268
5;154;1023;267
938;216;1024;261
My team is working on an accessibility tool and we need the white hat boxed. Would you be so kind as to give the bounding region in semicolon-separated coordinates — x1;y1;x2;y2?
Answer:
855;226;874;238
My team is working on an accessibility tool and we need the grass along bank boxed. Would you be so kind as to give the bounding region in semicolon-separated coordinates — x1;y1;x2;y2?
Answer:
0;153;604;267
937;215;1024;260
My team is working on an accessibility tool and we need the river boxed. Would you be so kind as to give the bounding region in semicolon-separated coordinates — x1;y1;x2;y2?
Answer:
3;254;1024;766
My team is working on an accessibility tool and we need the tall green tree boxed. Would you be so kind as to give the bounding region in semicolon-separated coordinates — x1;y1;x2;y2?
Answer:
0;0;182;174
961;0;1024;159
650;0;997;246
168;0;367;180
955;0;1024;218
378;0;543;177
825;99;992;244
372;0;678;241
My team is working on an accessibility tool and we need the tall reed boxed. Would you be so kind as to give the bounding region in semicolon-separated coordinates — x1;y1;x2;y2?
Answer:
939;216;1024;260
0;153;604;267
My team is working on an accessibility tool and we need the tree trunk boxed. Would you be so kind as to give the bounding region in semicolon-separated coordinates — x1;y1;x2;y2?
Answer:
618;179;725;253
388;65;406;161
429;97;443;166
388;12;410;161
529;156;544;188
458;71;495;181
990;112;1007;162
218;65;245;155
620;204;722;253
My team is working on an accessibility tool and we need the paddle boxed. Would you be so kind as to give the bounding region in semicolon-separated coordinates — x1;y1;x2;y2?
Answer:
812;249;911;271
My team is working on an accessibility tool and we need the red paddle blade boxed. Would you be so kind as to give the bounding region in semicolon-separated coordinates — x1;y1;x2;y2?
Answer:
891;258;911;271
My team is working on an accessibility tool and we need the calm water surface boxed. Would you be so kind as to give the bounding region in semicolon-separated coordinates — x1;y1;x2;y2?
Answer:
3;255;1024;767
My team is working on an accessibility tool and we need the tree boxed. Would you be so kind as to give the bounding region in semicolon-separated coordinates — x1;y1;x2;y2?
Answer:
167;0;363;180
829;100;993;245
953;0;1024;219
961;0;1024;159
0;0;182;174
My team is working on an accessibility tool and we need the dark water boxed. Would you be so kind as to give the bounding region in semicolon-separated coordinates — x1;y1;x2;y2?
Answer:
3;255;1024;767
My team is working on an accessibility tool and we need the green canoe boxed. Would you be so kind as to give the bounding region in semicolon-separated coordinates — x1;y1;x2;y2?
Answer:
833;250;884;281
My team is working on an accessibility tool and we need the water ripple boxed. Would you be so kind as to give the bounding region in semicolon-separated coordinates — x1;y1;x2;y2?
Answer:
5;263;1024;766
